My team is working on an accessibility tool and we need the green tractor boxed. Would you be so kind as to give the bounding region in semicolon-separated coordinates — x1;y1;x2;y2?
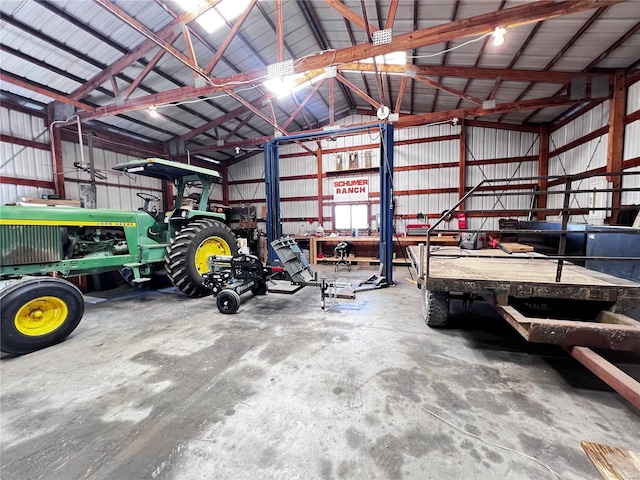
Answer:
0;158;238;355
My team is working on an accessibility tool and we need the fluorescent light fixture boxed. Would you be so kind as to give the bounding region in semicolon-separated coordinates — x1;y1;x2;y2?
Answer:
492;27;506;46
176;0;251;33
264;76;297;98
360;51;406;66
264;72;325;98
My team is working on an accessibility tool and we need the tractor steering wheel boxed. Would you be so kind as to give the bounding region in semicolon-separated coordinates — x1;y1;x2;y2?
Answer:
136;192;160;212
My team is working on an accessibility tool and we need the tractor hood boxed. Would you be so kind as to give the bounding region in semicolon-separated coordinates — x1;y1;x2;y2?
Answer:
113;158;222;184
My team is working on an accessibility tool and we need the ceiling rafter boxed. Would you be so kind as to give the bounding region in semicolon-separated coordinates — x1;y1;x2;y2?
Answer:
254;2;327;125
69;0;220;101
336;72;380;109
223;113;254;141
297;0;356;110
523;18;640;123
322;0;378;33
205;0;256;74
360;0;386;107
385;0;399;30
374;0;393;109
415;75;483;106
409;0;419;114
454;0;507;111
430;0;460;113
282;78;327;130
342;10;375;103
33;1;260;142
77;0;623;122
0;71;94;111
514;6;607;103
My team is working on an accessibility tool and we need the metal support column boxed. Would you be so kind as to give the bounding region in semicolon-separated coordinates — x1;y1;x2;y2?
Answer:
379;123;394;284
265;140;281;262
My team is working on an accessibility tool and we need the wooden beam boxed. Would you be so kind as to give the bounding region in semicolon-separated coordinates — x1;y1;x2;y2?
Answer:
276;0;284;62
464;119;538;133
568;346;640;409
317;146;323;224
395;95;581;129
223;113;254;141
549;126;608;158
458;121;466;209
323;0;378;33
205;0;256;74
0;134;50;150
395;76;408;113
340;63;607;84
384;0;399;30
336;73;381;109
607;69;626;224
538;124;549;220
70;1;220;101
80;0;619;120
282;78;326;130
329;77;335;125
414;75;483;105
123;35;178;100
94;0;212;86
0;176;55;190
46;105;65;198
0;71;94;111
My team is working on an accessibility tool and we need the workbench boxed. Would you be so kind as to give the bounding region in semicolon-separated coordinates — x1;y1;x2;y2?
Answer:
311;235;458;265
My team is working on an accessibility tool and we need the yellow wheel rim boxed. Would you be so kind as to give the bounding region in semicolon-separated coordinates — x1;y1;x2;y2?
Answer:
194;236;232;274
14;296;68;336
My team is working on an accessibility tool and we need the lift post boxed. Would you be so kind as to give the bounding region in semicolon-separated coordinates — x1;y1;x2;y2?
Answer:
264;123;395;283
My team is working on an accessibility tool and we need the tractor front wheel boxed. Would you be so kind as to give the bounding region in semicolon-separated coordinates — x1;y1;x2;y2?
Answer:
1;277;84;355
165;219;238;297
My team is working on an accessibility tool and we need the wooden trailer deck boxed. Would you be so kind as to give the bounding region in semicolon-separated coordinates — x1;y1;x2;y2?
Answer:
407;245;640;408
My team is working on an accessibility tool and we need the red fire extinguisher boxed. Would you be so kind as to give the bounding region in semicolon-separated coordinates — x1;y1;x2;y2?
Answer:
457;211;467;229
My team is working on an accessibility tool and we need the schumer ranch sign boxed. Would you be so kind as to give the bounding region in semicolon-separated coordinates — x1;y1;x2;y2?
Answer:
333;177;369;202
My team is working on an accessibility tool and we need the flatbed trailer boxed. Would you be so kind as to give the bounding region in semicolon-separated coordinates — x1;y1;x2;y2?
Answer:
408;245;640;408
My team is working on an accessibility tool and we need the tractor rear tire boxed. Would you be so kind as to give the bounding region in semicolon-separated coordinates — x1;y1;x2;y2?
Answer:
1;277;84;355
165;219;237;297
423;290;450;327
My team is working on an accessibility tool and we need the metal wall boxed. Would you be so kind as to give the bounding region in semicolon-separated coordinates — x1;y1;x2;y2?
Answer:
623;80;640;205
548;101;610;223
466;127;539;230
227;116;546;235
62;141;162;210
0;107;54;204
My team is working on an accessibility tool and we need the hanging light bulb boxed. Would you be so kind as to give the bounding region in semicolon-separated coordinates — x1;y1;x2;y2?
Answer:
148;105;158;118
492;27;506;46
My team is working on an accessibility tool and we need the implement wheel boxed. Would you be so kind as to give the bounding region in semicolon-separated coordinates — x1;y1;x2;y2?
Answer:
166;219;237;297
423;290;450;328
217;290;240;314
1;277;84;355
251;281;268;296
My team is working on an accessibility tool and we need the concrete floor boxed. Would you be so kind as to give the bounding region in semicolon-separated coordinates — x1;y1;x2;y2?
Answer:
1;265;639;480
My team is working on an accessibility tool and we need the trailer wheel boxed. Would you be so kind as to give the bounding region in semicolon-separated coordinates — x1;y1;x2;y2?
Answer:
217;290;240;314
1;277;84;355
166;219;237;297
251;281;268;296
423;290;450;327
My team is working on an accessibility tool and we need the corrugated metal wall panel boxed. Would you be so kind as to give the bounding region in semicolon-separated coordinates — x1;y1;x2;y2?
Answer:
627;81;640;115
550;101;610;149
623;118;640;205
60;140;162;210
